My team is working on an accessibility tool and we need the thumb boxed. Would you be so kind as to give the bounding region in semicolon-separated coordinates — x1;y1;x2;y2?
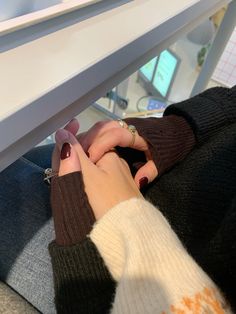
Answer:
64;118;80;135
55;129;81;177
134;160;158;189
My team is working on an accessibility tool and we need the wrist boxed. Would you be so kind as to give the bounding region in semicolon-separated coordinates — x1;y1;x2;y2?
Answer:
124;116;196;175
51;172;96;246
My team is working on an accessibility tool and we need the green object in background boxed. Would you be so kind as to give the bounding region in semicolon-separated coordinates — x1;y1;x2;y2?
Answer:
197;43;211;67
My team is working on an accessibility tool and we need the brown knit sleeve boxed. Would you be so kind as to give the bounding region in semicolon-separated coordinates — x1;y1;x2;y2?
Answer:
124;115;196;175
51;171;95;246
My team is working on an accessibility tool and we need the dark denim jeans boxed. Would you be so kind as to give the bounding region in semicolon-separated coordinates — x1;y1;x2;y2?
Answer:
0;145;56;314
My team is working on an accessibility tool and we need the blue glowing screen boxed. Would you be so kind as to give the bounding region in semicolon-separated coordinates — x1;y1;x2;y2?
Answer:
139;56;158;81
153;50;178;98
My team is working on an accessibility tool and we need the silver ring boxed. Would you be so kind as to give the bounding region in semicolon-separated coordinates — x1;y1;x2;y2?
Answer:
127;125;137;147
44;168;58;185
117;119;126;128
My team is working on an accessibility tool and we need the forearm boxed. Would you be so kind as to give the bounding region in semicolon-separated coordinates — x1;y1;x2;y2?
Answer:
49;239;115;314
90;198;231;314
164;86;236;144
124;86;236;175
124;115;195;175
50;173;116;313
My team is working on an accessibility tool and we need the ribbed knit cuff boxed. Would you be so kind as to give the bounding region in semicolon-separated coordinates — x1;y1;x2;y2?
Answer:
49;238;115;314
124;116;195;175
164;87;236;144
51;172;95;246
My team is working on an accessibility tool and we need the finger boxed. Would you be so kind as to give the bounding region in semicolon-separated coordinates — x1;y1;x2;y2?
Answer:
134;160;158;188
64;118;79;135
55;128;94;171
58;142;81;176
79;120;123;152
88;128;148;163
51;119;80;171
78;120;110;152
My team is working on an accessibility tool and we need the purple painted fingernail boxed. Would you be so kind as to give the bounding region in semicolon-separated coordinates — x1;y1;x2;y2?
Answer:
60;143;71;160
139;177;148;189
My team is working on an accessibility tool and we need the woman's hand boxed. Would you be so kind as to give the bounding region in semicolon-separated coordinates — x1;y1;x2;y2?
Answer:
78;119;158;187
55;128;143;220
52;118;80;172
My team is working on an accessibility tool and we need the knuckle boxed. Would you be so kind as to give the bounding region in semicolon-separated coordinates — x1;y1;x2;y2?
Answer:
87;145;97;157
95;120;109;130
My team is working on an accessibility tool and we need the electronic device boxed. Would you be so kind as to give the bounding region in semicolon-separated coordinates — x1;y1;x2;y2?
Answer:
139;56;158;82
138;49;180;100
147;98;166;110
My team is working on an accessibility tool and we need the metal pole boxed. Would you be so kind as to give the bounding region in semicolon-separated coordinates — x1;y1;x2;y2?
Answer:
191;0;236;97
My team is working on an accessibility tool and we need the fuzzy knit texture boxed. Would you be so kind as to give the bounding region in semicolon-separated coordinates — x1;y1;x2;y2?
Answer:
90;198;231;314
48;113;197;312
0;283;38;314
49;239;115;314
0;87;235;311
48;86;236;313
164;86;236;143
50;172;116;313
144;121;236;310
51;171;95;246
51;115;196;247
124;115;195;176
147;86;236;309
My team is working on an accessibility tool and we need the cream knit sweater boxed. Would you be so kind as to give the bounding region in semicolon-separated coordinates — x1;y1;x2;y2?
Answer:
90;198;231;314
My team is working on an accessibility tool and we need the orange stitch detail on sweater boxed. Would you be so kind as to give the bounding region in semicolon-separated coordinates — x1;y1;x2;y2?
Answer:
169;287;227;314
200;288;225;314
182;294;202;313
171;304;185;314
182;297;193;310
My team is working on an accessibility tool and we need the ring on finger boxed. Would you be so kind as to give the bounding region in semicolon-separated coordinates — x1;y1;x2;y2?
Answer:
127;125;137;147
116;119;126;128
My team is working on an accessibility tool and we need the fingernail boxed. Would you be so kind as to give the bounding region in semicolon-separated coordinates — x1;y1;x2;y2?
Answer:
139;177;148;189
60;143;71;160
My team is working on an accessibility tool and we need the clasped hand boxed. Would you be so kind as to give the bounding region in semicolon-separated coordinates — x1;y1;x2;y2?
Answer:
51;118;157;219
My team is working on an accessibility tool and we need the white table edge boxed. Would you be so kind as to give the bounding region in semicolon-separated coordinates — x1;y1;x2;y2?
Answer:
0;0;231;172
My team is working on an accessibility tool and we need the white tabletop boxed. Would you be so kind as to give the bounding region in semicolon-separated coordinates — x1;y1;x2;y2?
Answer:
0;0;230;171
